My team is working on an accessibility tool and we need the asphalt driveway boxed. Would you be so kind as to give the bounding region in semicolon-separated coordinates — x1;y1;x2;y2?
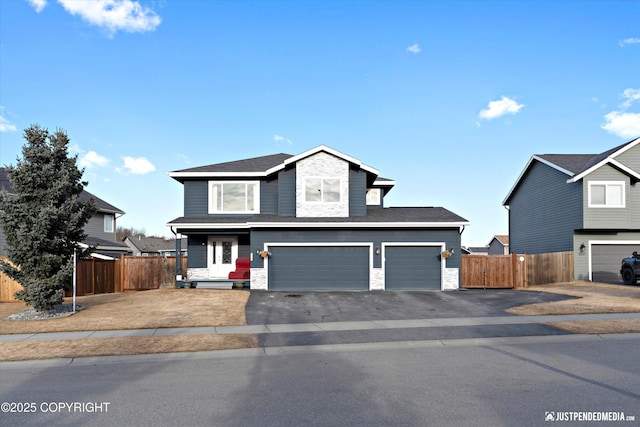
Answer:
245;289;576;325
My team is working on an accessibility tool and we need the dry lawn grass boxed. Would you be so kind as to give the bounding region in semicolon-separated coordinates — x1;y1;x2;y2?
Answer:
0;334;259;362
0;289;254;361
509;282;640;334
0;288;250;334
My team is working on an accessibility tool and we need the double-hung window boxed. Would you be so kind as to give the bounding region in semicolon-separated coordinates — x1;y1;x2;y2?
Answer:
366;188;381;205
588;181;625;208
209;181;259;213
104;214;114;233
304;178;341;203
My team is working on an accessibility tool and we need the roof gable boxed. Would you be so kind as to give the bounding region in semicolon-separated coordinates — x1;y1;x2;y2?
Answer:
168;145;381;180
504;137;640;205
568;137;640;182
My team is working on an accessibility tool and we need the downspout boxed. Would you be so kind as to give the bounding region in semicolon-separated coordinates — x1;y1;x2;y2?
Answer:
170;226;184;288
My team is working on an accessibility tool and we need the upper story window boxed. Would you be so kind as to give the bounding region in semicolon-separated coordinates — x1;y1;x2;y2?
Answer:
366;188;381;205
104;214;114;233
305;178;340;203
209;181;259;213
588;181;625;208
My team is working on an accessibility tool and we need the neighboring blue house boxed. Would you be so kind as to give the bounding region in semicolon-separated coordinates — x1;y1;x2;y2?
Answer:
0;167;129;260
503;137;640;283
168;145;469;291
487;235;509;255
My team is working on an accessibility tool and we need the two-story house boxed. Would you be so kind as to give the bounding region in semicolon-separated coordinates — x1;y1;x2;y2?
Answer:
0;167;129;260
167;145;469;291
124;235;188;257
503;137;640;283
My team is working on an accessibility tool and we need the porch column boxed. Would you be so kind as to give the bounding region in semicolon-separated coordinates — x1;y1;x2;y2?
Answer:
175;233;184;287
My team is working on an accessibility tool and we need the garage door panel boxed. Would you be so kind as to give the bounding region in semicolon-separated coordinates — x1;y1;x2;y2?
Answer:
385;246;441;290
592;244;638;284
269;246;369;290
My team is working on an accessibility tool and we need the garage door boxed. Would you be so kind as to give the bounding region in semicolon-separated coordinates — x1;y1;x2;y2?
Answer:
592;244;638;283
268;246;370;290
385;246;441;290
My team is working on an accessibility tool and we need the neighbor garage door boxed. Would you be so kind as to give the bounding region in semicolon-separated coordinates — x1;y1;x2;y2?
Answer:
268;246;370;290
591;244;638;283
385;245;442;290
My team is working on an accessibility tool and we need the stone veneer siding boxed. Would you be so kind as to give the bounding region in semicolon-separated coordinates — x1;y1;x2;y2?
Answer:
296;152;349;217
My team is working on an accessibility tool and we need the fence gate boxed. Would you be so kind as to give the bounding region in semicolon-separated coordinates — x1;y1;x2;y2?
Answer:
462;253;527;289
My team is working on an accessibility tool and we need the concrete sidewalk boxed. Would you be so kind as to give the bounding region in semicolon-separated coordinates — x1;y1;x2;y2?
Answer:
2;312;639;342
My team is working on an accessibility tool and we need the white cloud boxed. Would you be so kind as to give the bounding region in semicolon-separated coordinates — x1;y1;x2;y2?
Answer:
601;112;640;139
0;108;17;132
56;0;161;35
478;96;525;120
80;150;110;169
26;0;47;13
406;43;421;54
621;88;640;108
274;134;293;144
619;37;640;47
119;156;156;175
600;88;640;138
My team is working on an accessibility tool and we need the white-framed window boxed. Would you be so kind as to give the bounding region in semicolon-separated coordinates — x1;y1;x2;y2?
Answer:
588;181;625;208
209;181;260;213
366;188;381;205
104;214;114;233
304;178;341;203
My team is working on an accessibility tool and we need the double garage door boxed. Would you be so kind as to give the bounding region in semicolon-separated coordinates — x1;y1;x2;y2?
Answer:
591;243;638;283
267;245;442;290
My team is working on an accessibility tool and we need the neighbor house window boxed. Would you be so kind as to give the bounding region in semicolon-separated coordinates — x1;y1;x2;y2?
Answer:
104;214;114;233
366;188;381;205
588;181;625;208
304;178;341;202
209;181;259;213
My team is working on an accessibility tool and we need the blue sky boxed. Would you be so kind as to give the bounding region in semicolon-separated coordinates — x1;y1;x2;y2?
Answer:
1;0;638;246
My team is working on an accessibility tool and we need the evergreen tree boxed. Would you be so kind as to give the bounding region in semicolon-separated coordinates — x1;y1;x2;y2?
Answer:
0;125;96;311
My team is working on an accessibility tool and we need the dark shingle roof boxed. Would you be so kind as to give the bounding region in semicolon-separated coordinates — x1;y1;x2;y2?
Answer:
168;207;468;226
0;167;124;214
172;153;293;174
537;154;595;174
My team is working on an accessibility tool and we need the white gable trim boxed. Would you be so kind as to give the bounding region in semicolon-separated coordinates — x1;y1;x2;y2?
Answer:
503;155;574;205
271;145;379;176
568;137;640;183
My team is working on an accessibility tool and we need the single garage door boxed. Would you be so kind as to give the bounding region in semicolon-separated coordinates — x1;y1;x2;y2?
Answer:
592;244;638;283
385;246;441;290
268;246;370;290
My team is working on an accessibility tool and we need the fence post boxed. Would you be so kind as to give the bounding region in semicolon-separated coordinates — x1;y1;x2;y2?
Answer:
120;254;126;292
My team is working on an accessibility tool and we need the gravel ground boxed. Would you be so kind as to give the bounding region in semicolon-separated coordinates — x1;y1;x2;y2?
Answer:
5;304;85;321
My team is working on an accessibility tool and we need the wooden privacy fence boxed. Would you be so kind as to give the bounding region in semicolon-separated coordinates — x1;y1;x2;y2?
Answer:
462;253;527;288
123;256;187;291
0;255;188;301
526;251;574;287
461;251;574;289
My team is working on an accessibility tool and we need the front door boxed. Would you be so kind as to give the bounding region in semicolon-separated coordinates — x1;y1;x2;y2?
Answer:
208;236;238;278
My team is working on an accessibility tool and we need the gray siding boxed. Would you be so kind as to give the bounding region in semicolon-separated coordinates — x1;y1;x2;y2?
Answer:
349;168;367;217
184;181;208;217
260;179;278;214
187;235;207;268
278;167;296;216
85;213;117;242
251;228;461;270
583;164;638;229
509;161;583;254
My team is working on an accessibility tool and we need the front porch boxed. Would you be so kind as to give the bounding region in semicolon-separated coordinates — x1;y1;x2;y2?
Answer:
178;278;250;290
